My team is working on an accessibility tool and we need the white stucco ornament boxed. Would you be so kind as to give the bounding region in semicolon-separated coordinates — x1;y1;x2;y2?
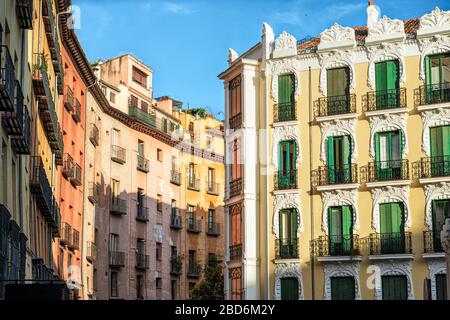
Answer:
322;190;359;234
272;31;297;59
369;113;408;159
319;50;355;96
320;118;357;163
228;48;238;65
418;35;450;80
272;125;301;169
424;183;450;230
421;108;450;155
323;261;361;300
268;59;300;103
273;193;303;238
374;261;414;300
318;23;356;51
274;263;304;300
367;44;406;90
366;16;405;44
417;7;450;37
428;260;447;300
371;186;410;232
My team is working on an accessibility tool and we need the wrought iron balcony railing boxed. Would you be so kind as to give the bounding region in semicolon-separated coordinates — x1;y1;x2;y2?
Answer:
170;170;181;185
2;80;31;154
109;251;125;268
51;200;61;238
229;178;243;198
187;219;202;233
229;244;242;261
72;98;81;123
187;262;202;278
86;242;96;263
207;182;220;195
30;156;53;217
413;156;450;179
136;203;149;222
88;182;100;204
60;223;72;246
16;0;33;29
137;155;149;173
170;213;182;230
315;94;356;117
361;159;409;183
312;235;360;257
363;88;407;111
312;164;358;188
69;229;80;251
0;46;16;112
111;145;126;164
62;153;74;179
274;102;296;123
89;123;99;147
369;232;412;255
170;255;182;275
64;86;74;112
206;222;221;236
416;83;450;106
274;170;297;190
135;253;150;270
423;230;444;254
187;176;200;191
275;238;299;259
110;198;127;215
229;113;242;130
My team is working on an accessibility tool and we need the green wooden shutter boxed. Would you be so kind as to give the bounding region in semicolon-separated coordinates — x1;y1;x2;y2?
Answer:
425;56;432;87
281;278;298;300
343;136;351;182
436;274;448;300
278;75;287;104
331;277;355;300
380;203;388;234
386;60;399;90
442;126;450;156
375;62;385;91
291;209;298;240
375;133;381;162
382;276;407;300
391;202;403;234
342;206;352;253
278;74;294;104
327;137;335;183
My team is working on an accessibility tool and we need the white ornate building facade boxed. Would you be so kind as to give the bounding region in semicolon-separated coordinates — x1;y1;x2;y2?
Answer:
219;4;450;300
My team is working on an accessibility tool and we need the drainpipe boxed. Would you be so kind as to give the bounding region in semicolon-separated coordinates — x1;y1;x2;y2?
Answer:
18;23;26;231
264;69;270;300
308;66;315;300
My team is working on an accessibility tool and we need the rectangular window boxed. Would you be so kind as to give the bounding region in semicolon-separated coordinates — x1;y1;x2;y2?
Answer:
188;205;195;227
208;209;214;231
326;67;350;114
436;274;448;300
112;179;120;204
229;75;241;118
328;206;352;255
157;149;162;162
278;74;295;104
331;277;355;300
109;233;118;252
432;199;450;252
156;277;162;289
375;60;399;109
157;194;162;212
208;168;215;190
375;130;402;180
110;272;118;297
110;92;116;104
156;243;162;261
136;275;143;299
171;280;177;300
279;209;298;258
280;278;298;300
379;202;404;254
425;53;450;104
229;267;242;300
278;140;297;188
112;128;120;146
162;118;167;133
327;136;351;184
132;66;148;87
129;95;138;108
138;140;144;157
230;203;242;246
429;125;450;176
141;101;149;113
189;163;195;185
382;275;407;300
136;238;144;255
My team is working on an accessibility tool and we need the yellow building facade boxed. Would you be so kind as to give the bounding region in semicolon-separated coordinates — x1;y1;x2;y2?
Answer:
220;5;450;300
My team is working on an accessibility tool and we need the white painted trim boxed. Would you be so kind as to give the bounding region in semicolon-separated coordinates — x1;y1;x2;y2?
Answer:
366;180;411;188
368;254;415;261
317;183;360;192
315;113;358;123
365;108;407;118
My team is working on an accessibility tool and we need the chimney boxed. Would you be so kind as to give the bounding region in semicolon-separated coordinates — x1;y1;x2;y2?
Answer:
367;1;380;28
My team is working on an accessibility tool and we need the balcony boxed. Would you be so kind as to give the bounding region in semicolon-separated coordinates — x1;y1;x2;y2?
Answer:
414;156;450;183
111;198;127;215
129;105;156;127
275;238;299;259
137;155;149;173
135;253;150;270
207;182;220;196
229;178;242;198
72;98;81;123
315;94;356;118
60;223;72;246
89;123;99;147
423;229;445;257
51;201;61;238
69;229;80;251
30;156;53;218
170;213;182;230
62;154;82;187
64;86;74;112
274;102;296;123
111;145;126;164
136;204;149;222
170;255;182;276
109;251;125;268
369;232;412;256
2;80;31;154
274;170;297;190
312;164;358;190
206;222;221;237
312;235;361;259
16;0;33;29
170;170;181;185
187;176;200;191
363;88;407;112
88;182;100;204
86;242;96;263
229;113;242;130
229;244;242;261
187;219;202;233
0;46;16;112
416;83;450;107
361;160;409;186
187;262;202;278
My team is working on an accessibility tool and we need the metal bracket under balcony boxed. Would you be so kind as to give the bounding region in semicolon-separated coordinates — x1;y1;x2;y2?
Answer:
16;0;33;29
111;145;126;164
363;88;407;116
170;256;182;276
187;263;202;278
170;214;182;230
311;164;358;191
170;170;181;185
110;198;127;215
206;223;221;237
137;155;149;173
416;83;450;108
414;156;450;184
0;46;16;112
361;160;410;188
187;219;202;233
109;251;125;268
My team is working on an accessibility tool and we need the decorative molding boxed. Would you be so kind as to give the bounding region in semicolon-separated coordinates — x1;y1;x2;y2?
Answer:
272;125;301;169
421;108;450;155
320;118;357;163
419;35;450;80
322;190;359;234
424;183;450;230
319;50;355;96
323;261;361;300
268;59;300;103
371;186;410;232
367;44;406;90
428;260;447;300
369;113;408;159
318;23;356;51
274;263;304;300
366;16;405;44
417;7;450;37
273;193;303;238
272;31;297;59
228;48;239;65
374;261;414;300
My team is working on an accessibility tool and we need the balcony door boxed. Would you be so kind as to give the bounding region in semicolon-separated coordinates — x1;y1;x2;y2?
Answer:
109;233;118;253
138;140;144;158
188;163;195;186
327;67;350;114
280;277;298;300
328;206;352;255
331;277;355;300
425;53;450;104
375;130;402;180
379;202;405;254
382;275;407;300
277;74;295;121
279;209;298;258
430;125;450;176
432;199;450;252
375;60;399;109
327;135;351;184
278;140;296;188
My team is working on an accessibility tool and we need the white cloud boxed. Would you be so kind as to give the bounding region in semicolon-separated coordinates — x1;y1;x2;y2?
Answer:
162;2;196;15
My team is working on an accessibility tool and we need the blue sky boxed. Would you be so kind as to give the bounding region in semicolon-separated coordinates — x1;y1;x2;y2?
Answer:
73;0;449;118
